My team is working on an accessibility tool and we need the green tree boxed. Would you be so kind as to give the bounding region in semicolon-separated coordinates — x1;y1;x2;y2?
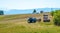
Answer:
40;11;43;13
0;10;4;15
33;9;36;14
53;10;60;26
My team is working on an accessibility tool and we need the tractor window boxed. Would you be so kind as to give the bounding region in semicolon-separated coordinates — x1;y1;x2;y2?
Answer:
43;15;48;19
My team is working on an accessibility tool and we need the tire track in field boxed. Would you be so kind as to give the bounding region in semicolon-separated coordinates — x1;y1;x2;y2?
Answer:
0;18;27;29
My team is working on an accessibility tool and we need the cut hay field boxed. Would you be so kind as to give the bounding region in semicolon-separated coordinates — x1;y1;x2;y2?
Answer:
0;14;60;33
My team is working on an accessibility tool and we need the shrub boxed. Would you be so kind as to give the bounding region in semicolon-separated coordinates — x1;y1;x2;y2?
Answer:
53;10;60;26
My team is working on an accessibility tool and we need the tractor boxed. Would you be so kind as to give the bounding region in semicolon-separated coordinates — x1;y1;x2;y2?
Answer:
27;17;41;23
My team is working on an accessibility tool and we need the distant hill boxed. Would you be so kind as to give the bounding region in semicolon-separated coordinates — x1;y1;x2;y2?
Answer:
4;8;60;15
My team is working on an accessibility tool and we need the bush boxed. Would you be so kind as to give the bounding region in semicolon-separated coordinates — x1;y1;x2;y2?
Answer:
54;16;60;26
53;10;60;26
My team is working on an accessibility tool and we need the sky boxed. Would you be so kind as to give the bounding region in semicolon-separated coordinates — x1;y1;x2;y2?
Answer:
0;0;60;10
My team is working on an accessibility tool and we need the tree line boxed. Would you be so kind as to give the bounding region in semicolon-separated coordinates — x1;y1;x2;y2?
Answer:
33;9;43;14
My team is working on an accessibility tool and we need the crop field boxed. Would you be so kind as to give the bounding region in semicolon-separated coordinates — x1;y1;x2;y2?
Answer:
0;14;60;33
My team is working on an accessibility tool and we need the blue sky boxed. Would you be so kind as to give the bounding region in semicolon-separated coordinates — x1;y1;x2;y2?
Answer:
0;0;60;10
0;0;60;15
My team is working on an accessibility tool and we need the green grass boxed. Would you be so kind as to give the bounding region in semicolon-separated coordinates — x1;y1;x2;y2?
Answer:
0;22;60;33
0;14;59;33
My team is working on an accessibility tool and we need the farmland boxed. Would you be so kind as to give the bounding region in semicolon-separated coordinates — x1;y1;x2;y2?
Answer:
0;14;60;33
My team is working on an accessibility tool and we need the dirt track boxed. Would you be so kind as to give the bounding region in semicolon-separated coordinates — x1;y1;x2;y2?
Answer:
0;18;27;23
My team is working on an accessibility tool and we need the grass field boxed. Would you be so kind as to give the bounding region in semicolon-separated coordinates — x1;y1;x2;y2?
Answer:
0;14;60;33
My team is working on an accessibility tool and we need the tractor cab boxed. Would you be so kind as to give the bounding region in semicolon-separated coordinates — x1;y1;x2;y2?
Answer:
43;14;50;22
